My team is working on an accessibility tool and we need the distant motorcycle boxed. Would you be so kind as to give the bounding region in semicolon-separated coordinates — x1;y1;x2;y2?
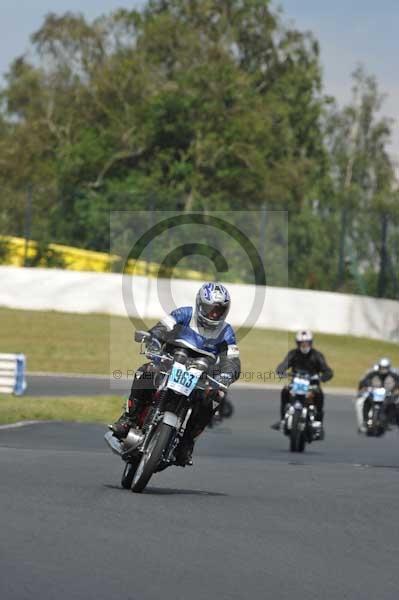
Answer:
282;372;323;453
364;387;389;437
105;328;227;493
384;389;399;429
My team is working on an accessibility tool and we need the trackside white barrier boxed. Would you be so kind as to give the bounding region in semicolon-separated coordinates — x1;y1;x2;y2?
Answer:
0;266;398;342
0;353;27;395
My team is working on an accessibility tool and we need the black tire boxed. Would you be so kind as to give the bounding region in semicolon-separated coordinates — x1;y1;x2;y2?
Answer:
376;421;386;437
290;412;306;453
298;430;306;452
121;457;140;489
369;408;385;437
131;422;173;493
306;423;313;444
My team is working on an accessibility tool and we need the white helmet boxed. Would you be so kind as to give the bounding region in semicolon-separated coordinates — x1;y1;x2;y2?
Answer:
295;330;313;354
378;357;391;374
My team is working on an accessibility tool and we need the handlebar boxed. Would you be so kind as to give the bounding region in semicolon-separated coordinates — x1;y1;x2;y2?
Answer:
145;350;173;363
134;330;152;343
142;350;227;392
134;330;228;394
291;372;320;386
206;374;228;392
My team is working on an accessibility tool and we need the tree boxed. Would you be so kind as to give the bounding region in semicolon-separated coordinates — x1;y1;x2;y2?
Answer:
0;2;326;249
0;2;396;297
326;66;399;297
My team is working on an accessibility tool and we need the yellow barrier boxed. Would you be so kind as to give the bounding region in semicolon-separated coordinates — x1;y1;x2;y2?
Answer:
1;236;207;280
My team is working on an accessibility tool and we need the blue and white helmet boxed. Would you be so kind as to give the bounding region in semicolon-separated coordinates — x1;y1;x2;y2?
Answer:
196;282;231;329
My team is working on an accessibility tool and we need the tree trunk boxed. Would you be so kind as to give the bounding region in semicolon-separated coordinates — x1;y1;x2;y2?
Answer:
184;190;194;212
377;212;388;298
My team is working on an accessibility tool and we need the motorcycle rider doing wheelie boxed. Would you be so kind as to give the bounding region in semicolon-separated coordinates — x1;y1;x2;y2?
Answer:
355;358;399;433
110;282;241;466
271;330;334;436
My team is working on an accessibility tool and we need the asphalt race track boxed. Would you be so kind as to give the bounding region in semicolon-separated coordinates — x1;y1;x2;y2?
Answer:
26;373;126;396
1;386;399;600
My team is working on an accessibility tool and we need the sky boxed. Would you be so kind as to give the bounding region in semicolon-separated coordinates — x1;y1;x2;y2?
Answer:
1;0;399;159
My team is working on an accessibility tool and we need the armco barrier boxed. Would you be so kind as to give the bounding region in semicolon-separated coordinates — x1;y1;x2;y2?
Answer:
0;266;398;342
0;353;27;395
1;236;207;280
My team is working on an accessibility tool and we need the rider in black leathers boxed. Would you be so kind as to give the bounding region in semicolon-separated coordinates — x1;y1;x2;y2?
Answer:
356;358;399;432
272;330;334;431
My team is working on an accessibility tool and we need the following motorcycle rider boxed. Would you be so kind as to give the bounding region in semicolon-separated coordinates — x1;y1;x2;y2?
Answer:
355;357;399;433
271;330;334;435
110;282;241;465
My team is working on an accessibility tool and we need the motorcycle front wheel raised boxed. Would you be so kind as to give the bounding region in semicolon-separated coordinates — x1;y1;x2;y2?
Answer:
131;422;173;493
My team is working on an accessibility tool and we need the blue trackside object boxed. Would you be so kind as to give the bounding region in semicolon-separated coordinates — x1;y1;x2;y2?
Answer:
14;354;27;396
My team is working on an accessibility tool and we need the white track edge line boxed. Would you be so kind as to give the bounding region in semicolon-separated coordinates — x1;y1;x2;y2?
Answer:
0;420;51;431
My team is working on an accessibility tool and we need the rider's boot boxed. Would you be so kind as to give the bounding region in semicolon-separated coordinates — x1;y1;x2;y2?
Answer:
109;399;144;440
271;420;284;431
313;412;325;440
271;402;288;431
174;402;214;466
174;437;195;467
109;412;134;440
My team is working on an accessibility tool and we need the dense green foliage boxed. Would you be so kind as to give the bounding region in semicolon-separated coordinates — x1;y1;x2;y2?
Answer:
0;1;397;296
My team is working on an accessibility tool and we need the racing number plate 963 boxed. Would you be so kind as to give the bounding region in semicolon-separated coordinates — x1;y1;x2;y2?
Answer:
167;363;202;396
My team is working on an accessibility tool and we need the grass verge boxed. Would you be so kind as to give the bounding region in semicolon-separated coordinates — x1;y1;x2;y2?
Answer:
0;395;123;426
1;307;398;388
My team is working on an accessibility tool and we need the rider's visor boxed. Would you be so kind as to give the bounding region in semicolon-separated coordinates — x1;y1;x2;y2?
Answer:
299;341;311;351
201;303;228;321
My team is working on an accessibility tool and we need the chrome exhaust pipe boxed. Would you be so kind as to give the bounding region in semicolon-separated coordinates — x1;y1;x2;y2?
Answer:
104;429;145;457
104;431;124;456
123;428;145;453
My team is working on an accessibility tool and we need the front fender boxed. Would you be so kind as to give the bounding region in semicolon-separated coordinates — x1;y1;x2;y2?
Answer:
163;411;178;428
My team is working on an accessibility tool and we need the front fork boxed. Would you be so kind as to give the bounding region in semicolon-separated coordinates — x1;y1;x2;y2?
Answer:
285;403;306;431
163;406;193;464
367;403;383;427
285;402;316;437
142;389;192;465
